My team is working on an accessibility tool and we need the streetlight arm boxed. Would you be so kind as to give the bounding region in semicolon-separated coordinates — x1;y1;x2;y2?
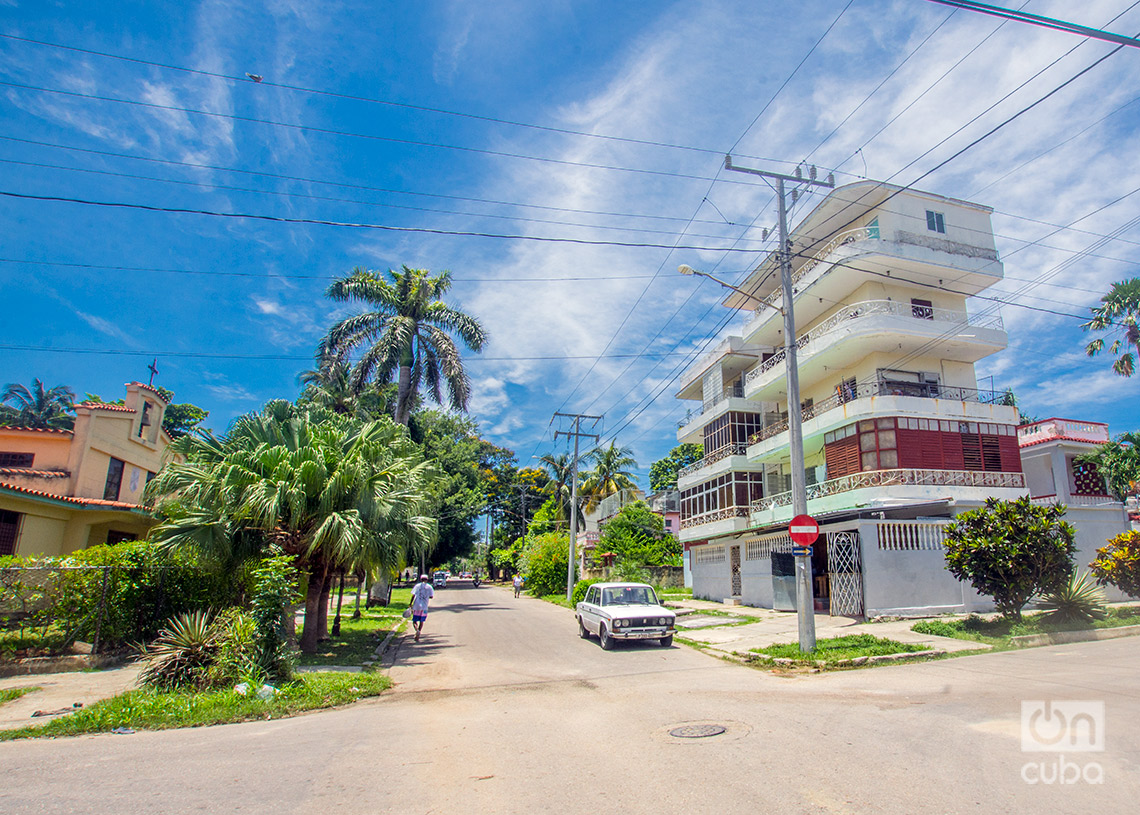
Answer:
677;265;783;314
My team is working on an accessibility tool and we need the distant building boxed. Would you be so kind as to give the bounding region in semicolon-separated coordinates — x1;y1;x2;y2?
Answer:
0;383;176;556
1019;418;1133;600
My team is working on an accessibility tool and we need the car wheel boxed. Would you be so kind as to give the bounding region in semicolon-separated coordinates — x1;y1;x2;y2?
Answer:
599;625;615;650
660;634;673;647
578;617;591;639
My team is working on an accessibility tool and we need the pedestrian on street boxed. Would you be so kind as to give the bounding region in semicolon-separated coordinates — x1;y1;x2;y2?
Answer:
513;573;523;598
410;574;434;641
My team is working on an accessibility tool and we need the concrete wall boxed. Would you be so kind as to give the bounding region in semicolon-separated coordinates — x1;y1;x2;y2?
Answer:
858;522;974;617
690;542;731;602
0;430;72;470
1065;506;1135;602
740;549;774;608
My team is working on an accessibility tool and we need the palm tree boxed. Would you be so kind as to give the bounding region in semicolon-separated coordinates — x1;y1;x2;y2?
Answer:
1;379;76;429
582;442;638;511
1084;277;1140;377
539;452;583;527
147;402;437;653
320;266;486;424
297;357;396;420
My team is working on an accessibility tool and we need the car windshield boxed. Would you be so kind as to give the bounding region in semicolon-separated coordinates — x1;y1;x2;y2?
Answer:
601;586;658;606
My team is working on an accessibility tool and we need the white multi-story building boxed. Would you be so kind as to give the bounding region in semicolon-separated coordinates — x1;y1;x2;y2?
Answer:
676;181;1030;617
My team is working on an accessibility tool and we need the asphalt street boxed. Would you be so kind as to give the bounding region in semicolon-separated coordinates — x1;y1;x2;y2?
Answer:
1;583;1137;814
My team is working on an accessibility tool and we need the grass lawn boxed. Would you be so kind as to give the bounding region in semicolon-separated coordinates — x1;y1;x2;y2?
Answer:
911;605;1140;647
659;587;693;599
0;686;39;707
0;671;391;741
0;625;70;658
538;593;573;609
751;634;928;665
296;606;405;668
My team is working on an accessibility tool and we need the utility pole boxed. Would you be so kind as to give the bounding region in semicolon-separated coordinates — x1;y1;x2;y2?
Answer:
553;412;602;600
725;155;834;652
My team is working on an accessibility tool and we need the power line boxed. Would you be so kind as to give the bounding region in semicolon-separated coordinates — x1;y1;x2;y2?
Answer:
0;189;773;252
924;0;1140;48
0;32;795;168
0;79;791;189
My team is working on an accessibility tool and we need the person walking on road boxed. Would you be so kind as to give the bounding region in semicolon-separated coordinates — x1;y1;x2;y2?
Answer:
513;574;523;598
410;574;434;641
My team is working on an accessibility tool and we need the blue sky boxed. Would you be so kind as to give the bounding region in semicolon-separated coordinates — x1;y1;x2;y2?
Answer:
1;0;1138;488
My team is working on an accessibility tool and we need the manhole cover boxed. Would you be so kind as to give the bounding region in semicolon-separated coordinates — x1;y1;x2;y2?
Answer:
669;724;726;739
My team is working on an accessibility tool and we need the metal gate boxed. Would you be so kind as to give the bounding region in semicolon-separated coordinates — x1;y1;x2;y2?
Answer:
827;530;864;617
730;545;741;596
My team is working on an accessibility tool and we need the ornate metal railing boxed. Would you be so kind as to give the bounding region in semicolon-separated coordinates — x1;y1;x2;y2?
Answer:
746;378;1011;446
751;468;1026;513
755;226;877;314
676;442;749;480
679;506;750;529
744;300;1004;388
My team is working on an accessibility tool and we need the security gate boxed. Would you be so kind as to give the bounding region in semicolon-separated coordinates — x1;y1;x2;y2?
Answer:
730;545;742;596
827;530;864;617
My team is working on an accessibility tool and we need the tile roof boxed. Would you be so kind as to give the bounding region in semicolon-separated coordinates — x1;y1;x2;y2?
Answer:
126;382;169;401
0;481;148;512
0;468;69;479
0;426;73;435
76;402;136;413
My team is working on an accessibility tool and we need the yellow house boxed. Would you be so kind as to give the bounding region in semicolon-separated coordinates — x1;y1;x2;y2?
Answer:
0;382;178;557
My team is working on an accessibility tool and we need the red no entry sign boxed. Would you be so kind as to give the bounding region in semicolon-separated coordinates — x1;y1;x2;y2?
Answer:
789;514;819;546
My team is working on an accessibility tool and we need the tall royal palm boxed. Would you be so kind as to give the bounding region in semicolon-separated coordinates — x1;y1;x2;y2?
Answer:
1;379;75;429
320;266;486;424
582;442;638;511
1084;277;1140;377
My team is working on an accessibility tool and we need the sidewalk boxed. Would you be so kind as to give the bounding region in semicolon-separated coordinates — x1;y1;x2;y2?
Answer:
0;663;142;731
668;598;986;658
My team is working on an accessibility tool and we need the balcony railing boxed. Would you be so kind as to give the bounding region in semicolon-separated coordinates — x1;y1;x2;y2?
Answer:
1030;493;1117;507
1018;418;1110;446
676;442;749;480
677;383;747;429
751;468;1026;513
748;378;1011;445
679;506;750;529
745;300;1004;388
755;226;877;314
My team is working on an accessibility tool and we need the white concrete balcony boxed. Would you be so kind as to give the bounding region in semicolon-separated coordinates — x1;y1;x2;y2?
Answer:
1018;418;1110;447
1029;493;1119;508
675;443;767;489
675;336;760;400
750;467;1027;528
746;380;1021;463
676;385;758;444
678;506;751;542
740;226;1004;346
742;300;1006;401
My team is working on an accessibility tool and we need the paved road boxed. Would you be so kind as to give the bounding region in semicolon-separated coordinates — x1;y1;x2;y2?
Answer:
1;584;1137;814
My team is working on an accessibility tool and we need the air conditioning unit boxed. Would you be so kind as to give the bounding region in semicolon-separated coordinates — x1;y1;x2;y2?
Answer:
920;373;940;384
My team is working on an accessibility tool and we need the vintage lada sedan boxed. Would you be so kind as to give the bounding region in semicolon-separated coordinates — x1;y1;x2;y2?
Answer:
575;582;676;649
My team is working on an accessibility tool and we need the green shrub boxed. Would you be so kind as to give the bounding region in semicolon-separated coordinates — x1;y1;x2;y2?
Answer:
29;542;234;650
139;610;219;690
943;497;1076;620
518;532;569;598
1037;571;1108;625
207;608;260;685
248;553;298;680
608;560;650;586
1090;530;1140;597
911;619;962;638
571;579;596;606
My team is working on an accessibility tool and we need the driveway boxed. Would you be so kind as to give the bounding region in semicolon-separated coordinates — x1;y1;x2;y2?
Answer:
1;584;1136;814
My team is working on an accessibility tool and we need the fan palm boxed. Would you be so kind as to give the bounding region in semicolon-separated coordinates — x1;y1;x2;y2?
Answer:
1083;277;1140;377
582;442;638;511
147;402;437;653
539;452;583;527
1;379;75;429
320;266;486;424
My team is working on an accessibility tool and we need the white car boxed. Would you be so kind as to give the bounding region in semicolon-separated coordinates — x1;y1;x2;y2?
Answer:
575;582;676;649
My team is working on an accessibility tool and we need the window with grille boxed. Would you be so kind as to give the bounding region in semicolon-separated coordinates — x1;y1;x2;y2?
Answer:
0;510;19;556
103;457;125;501
911;298;934;319
0;452;34;468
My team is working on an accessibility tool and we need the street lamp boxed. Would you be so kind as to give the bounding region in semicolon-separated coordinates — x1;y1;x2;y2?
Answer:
677;265;782;314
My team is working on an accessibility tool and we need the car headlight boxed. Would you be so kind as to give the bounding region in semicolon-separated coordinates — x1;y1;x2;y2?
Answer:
658;617;667;626
614;619;623;628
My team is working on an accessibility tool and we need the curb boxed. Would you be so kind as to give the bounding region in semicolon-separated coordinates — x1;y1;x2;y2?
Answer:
364;620;407;668
1010;624;1140;648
